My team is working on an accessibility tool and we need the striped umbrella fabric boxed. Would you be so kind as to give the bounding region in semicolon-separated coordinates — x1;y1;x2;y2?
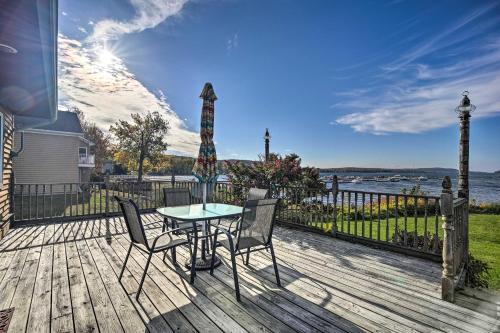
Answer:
192;82;218;184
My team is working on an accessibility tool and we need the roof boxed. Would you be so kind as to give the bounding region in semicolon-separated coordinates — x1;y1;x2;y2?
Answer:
0;0;58;129
37;111;83;134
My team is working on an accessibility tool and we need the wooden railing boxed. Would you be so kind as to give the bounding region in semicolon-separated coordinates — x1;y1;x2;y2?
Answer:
12;180;235;223
441;176;469;302
270;181;442;260
12;179;444;259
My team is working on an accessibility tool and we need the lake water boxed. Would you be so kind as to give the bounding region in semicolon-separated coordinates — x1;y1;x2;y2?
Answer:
148;172;500;203
321;171;500;203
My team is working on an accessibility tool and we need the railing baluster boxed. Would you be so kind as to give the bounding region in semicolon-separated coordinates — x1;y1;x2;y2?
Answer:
347;192;351;234
354;192;358;236
35;184;39;219
424;197;429;250
70;184;73;217
385;194;389;242
414;196;418;248
42;184;46;219
394;195;399;243
369;193;373;240
377;194;381;241
63;184;67;217
341;191;344;233
433;198;440;253
20;185;24;221
362;193;365;238
404;196;408;247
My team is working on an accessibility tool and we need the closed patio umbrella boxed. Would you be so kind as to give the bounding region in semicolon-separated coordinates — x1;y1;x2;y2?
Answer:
192;82;218;209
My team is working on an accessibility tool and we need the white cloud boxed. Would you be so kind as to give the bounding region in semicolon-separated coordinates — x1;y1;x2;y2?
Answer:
88;20;94;26
336;4;500;134
87;0;188;42
62;11;68;16
58;34;200;156
77;26;88;34
227;33;238;53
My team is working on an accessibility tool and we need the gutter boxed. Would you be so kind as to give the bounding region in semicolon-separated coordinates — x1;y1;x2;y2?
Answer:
10;131;24;158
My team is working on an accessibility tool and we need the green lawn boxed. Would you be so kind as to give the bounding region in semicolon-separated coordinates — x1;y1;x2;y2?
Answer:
468;214;500;290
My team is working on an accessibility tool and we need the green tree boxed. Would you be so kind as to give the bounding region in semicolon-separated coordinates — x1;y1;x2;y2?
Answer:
73;107;112;173
110;111;169;181
225;153;324;191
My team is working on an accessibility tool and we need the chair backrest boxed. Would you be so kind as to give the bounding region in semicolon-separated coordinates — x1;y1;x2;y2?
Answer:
163;188;191;207
114;196;148;248
247;187;269;200
236;198;279;250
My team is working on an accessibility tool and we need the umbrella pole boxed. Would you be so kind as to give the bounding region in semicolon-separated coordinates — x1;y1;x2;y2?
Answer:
203;182;207;210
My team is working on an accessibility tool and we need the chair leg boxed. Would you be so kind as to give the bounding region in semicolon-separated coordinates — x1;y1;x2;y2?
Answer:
171;247;177;265
228;239;241;301
210;230;219;275
137;251;153;300
269;241;281;287
190;234;198;284
245;248;250;266
119;243;133;281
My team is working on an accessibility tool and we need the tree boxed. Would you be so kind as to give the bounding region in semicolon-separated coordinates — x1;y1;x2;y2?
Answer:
225;153;324;192
73;107;112;173
110;111;169;181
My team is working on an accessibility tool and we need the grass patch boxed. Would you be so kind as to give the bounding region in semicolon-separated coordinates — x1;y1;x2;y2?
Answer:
468;214;500;290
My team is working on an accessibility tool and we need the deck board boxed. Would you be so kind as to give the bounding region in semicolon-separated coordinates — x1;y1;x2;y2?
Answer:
0;214;498;333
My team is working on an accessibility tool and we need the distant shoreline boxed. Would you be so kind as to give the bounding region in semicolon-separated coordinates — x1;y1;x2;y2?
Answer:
318;167;497;175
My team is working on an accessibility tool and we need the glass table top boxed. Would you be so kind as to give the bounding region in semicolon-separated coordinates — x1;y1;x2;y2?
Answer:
156;203;243;221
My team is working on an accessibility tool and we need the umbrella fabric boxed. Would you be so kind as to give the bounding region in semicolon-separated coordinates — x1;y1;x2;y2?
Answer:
193;83;218;183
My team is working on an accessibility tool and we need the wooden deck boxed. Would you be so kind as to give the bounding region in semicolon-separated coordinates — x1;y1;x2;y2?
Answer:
0;214;498;333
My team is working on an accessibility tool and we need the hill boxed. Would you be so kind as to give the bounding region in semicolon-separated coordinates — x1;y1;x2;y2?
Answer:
318;167;458;174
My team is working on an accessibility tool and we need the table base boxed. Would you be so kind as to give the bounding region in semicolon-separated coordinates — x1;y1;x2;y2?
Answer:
185;256;222;271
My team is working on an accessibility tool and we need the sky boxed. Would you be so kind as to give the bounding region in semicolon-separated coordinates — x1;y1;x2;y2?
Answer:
57;0;500;172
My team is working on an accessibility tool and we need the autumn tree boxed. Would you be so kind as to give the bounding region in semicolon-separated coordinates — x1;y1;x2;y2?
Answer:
110;111;169;181
73;107;112;172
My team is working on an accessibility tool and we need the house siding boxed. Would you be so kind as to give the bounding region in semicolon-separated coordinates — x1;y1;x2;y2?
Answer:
13;131;91;184
0;109;14;240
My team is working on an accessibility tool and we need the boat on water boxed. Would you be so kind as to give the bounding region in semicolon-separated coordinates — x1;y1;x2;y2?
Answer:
417;176;428;181
376;176;390;182
351;177;362;184
389;175;401;182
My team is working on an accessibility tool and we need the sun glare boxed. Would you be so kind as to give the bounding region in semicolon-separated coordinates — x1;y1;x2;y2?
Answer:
97;49;115;66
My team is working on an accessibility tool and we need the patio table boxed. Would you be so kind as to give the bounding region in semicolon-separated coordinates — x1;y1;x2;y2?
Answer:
156;203;243;270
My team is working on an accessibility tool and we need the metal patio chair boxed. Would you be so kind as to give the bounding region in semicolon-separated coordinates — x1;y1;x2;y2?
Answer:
218;187;269;233
210;198;281;301
115;196;196;300
163;188;192;231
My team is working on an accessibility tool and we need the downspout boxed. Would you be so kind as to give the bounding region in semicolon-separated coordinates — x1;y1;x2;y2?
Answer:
10;131;24;158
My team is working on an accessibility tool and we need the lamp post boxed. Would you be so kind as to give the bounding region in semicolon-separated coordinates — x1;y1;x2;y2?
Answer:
264;128;270;162
455;91;476;201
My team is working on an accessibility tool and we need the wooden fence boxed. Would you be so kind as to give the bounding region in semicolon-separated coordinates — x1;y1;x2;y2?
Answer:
440;176;469;302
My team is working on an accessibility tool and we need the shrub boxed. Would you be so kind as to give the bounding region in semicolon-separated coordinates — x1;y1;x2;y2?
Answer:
469;200;500;214
465;254;490;289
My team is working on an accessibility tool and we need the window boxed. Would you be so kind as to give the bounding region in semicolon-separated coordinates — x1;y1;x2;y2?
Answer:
79;147;87;157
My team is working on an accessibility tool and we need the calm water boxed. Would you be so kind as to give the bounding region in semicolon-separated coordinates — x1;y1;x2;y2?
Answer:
321;172;500;203
148;172;500;203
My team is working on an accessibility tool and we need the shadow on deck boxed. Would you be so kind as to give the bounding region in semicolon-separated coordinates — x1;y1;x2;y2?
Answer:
0;213;498;332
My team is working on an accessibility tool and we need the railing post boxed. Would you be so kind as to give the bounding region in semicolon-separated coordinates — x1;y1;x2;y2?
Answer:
331;175;339;236
440;176;455;302
105;175;111;244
